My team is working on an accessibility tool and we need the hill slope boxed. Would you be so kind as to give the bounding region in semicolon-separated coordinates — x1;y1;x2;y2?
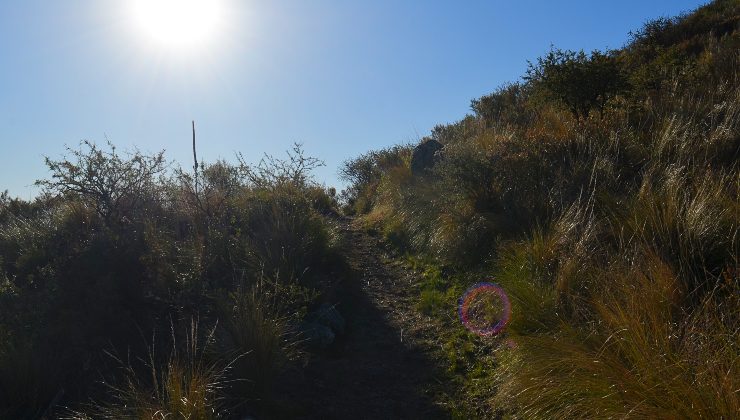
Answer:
341;0;739;417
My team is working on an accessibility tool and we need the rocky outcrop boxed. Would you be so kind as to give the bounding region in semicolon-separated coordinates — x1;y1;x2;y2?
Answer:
410;139;443;175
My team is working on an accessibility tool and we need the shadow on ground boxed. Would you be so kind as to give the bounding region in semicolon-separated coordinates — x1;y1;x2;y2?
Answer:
271;219;449;419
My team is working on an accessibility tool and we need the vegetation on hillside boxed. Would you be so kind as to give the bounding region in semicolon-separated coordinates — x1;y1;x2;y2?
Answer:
0;141;345;418
341;1;739;417
1;1;738;418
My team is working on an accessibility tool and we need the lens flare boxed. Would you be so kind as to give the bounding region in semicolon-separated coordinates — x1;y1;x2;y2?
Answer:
458;282;511;336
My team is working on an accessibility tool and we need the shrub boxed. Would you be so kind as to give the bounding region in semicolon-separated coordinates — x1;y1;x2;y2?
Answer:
35;140;167;226
0;140;344;415
339;145;411;215
525;47;627;119
471;83;532;127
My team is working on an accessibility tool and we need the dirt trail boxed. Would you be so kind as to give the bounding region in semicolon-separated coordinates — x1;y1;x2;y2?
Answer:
275;218;450;419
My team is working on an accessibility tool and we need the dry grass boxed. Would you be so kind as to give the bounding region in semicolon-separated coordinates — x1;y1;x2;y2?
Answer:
217;276;301;399
68;319;231;420
495;254;739;419
342;18;740;414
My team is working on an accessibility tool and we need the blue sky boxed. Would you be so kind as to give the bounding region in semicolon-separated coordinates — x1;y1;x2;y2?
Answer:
0;0;706;198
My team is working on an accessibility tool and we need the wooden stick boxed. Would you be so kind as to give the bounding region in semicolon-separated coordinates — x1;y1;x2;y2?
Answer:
192;120;198;174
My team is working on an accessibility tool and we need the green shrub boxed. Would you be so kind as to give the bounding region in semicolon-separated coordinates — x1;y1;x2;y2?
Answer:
35;140;167;227
471;83;533;127
525;47;628;119
339;145;411;215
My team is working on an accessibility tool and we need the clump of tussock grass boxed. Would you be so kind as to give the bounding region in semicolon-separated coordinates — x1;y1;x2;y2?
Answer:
68;318;233;420
494;253;739;419
622;166;736;286
241;188;332;285
216;275;302;400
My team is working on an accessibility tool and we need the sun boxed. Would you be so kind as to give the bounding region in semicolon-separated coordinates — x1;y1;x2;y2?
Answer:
132;0;224;50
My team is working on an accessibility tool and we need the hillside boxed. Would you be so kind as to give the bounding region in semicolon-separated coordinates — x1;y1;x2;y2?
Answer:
341;0;739;417
1;1;738;419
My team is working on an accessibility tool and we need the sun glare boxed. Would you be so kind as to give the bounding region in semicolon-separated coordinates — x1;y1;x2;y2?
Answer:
132;0;223;50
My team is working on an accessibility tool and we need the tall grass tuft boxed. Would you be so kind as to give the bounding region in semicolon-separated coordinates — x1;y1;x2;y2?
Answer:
495;254;739;419
68;319;232;420
216;275;301;400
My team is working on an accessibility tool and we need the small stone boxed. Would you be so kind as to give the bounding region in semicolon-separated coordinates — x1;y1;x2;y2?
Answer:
310;303;346;335
299;321;335;350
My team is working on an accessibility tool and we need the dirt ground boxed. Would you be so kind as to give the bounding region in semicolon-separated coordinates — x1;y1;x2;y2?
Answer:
273;218;452;419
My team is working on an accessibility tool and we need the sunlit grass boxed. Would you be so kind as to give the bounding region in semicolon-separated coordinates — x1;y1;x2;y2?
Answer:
343;7;740;414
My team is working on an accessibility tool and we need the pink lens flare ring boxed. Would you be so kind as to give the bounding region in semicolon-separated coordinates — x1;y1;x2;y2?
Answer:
458;282;511;336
